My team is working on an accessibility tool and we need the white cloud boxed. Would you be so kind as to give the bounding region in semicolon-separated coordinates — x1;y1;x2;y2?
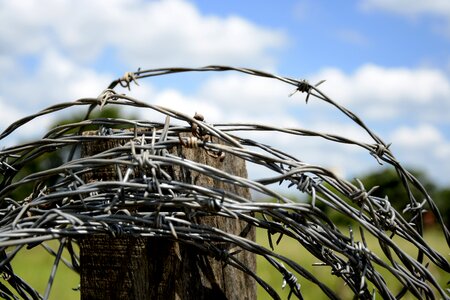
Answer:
360;0;450;37
391;124;442;147
198;74;295;118
361;0;450;18
153;89;222;121
0;95;54;147
0;0;286;68
308;121;374;144
390;124;450;184
0;51;112;109
0;50;113;149
0;96;23;130
391;124;450;163
38;51;112;100
310;64;450;122
122;72;300;125
0;0;288;139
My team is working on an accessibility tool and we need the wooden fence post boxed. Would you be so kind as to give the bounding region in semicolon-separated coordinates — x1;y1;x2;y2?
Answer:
78;132;256;300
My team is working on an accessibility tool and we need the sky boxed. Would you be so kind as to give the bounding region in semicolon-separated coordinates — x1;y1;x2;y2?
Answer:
1;0;450;188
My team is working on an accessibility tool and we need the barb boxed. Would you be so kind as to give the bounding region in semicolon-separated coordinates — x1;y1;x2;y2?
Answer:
0;66;448;299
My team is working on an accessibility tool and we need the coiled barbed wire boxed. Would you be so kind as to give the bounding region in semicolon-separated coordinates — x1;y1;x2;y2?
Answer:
0;66;449;299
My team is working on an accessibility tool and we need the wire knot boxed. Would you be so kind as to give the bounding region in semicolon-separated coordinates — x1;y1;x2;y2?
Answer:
187;112;226;161
109;223;125;237
98;126;114;136
371;143;392;164
374;196;397;230
295;174;313;193
145;179;158;195
203;198;223;212
351;179;378;207
289;79;325;103
402;200;426;214
119;72;139;90
282;271;302;299
179;136;201;148
155;214;165;229
97;88;117;110
191;112;207;138
297;80;311;93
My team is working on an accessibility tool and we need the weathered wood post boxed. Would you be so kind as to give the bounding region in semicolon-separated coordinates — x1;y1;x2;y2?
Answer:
78;131;256;300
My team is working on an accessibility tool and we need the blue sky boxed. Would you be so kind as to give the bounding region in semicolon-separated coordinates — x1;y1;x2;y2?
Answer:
1;0;450;187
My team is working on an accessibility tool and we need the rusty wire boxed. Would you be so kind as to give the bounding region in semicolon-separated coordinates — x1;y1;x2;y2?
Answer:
0;66;449;299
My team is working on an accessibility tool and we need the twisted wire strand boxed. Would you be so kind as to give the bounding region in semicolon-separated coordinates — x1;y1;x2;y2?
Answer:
0;66;448;299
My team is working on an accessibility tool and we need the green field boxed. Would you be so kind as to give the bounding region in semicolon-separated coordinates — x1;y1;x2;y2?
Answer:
3;227;448;299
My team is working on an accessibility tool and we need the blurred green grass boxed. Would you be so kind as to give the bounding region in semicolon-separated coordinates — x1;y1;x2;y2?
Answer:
6;241;79;300
256;226;449;299
2;227;448;299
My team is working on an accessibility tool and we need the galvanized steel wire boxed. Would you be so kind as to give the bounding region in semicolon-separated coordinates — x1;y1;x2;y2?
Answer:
0;66;449;299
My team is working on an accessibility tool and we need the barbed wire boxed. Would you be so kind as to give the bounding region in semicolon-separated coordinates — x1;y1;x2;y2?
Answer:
0;66;448;299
